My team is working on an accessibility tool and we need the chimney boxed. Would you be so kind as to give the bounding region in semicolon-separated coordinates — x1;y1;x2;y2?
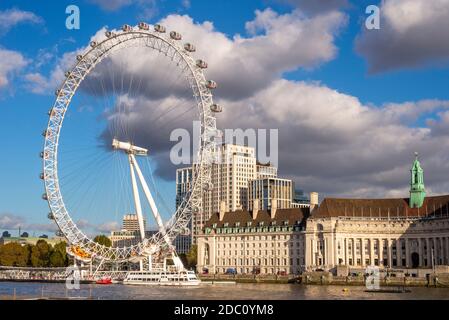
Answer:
252;199;259;220
270;198;277;219
310;192;319;212
219;201;226;222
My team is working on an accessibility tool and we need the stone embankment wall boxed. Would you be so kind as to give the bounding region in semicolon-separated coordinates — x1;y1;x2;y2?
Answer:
200;272;449;287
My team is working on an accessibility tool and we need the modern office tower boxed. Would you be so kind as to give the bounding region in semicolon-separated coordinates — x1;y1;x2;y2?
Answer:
248;177;294;211
122;214;146;232
109;214;150;247
256;162;278;179
204;144;257;215
174;167;194;254
176;167;193;210
176;144;259;246
292;189;311;208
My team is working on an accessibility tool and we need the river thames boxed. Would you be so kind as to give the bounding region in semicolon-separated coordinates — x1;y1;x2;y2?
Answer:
1;282;449;300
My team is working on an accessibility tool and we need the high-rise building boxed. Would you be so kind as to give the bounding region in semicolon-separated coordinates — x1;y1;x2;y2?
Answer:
122;214;146;232
176;144;260;247
256;162;277;179
248;177;294;211
110;214;149;247
174;167;194;254
204;144;257;215
176;167;193;209
292;189;311;208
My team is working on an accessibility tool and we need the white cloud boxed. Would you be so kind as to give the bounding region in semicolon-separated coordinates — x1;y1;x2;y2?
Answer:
0;8;43;34
167;10;346;99
0;48;28;88
27;10;346;99
0;213;25;230
217;79;449;197
25;47;81;94
96;221;120;233
356;0;449;72
27;9;449;199
0;213;58;234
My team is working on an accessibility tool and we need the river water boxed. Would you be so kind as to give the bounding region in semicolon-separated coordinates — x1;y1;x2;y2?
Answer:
1;282;449;300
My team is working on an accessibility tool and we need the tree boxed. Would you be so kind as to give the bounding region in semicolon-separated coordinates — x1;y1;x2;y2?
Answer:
31;239;51;267
51;241;68;267
185;245;197;270
0;243;29;267
21;232;29;238
2;231;11;238
94;235;112;247
49;250;65;267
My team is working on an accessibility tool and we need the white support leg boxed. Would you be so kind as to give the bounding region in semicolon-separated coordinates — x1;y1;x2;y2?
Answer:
131;154;171;246
129;154;146;241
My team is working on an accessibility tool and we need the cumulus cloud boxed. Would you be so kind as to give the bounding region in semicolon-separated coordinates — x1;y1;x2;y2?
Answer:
25;47;80;94
26;9;346;98
0;49;28;88
0;213;26;230
24;9;347;180
356;0;449;73
27;9;449;200
217;79;449;197
0;213;57;234
0;8;43;35
95;221;120;233
163;9;346;100
0;213;120;236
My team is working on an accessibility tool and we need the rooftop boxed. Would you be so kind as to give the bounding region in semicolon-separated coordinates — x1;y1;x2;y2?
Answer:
314;194;449;219
205;207;310;229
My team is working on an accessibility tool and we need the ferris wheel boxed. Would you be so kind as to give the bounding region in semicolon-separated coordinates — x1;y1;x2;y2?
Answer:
40;22;220;266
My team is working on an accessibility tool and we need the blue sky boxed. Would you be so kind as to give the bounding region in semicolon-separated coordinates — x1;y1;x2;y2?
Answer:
1;0;449;236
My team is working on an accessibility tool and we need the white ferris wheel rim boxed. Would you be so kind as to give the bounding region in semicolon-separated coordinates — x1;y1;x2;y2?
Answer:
41;24;217;262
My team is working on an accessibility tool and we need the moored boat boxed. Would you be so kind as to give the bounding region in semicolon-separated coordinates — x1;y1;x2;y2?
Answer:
96;277;113;285
123;270;200;286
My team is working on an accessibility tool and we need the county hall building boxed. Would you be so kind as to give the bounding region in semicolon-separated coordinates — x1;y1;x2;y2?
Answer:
197;155;449;276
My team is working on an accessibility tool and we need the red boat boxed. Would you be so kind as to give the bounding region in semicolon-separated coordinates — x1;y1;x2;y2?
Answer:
96;277;113;285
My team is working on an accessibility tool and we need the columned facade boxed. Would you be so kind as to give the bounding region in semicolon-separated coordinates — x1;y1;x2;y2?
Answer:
305;215;449;272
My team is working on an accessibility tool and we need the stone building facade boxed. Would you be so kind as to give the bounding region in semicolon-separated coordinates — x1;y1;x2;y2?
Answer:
304;196;449;273
304;155;449;274
197;155;449;276
197;201;309;275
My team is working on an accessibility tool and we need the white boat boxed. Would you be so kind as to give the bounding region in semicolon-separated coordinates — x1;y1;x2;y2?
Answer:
123;270;201;286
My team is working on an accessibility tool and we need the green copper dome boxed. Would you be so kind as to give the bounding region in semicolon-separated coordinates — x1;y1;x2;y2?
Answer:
409;152;425;208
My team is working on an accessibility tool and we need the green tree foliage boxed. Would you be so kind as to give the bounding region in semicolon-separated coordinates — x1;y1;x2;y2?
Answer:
94;235;112;247
0;240;69;268
49;250;65;267
50;241;68;267
184;245;197;270
31;239;51;267
0;243;29;267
